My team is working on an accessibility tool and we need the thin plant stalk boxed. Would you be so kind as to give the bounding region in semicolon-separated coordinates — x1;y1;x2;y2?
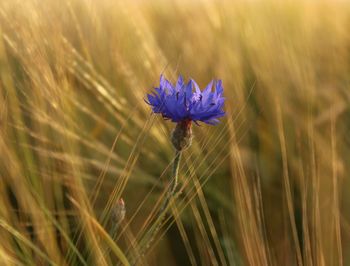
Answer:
132;150;182;264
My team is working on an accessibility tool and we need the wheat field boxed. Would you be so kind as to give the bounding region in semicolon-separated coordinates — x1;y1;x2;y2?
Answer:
0;0;350;265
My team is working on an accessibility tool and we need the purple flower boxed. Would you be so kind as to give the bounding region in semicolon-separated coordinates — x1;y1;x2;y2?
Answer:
146;75;225;125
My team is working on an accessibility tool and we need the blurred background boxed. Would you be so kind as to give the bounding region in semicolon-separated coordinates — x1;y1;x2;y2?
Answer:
0;0;350;265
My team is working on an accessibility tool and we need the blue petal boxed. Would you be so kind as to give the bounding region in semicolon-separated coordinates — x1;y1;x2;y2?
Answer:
184;81;193;108
176;75;184;91
203;80;213;95
191;79;201;94
215;80;223;94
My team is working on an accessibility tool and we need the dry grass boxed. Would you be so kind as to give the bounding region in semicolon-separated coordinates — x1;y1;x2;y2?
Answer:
0;0;350;265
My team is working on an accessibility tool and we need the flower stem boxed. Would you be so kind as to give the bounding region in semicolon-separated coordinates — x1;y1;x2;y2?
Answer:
160;150;181;212
134;150;182;264
150;150;181;236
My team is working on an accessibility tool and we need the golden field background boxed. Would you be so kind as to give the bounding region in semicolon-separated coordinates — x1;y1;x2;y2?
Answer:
0;0;350;265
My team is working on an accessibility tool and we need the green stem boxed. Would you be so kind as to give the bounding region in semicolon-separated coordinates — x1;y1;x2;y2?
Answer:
159;150;181;212
133;150;182;264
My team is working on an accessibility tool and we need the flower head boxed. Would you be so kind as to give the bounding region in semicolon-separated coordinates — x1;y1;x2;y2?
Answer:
146;75;225;125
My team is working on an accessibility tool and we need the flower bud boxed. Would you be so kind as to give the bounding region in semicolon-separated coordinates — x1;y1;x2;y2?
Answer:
171;120;193;151
112;198;126;225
